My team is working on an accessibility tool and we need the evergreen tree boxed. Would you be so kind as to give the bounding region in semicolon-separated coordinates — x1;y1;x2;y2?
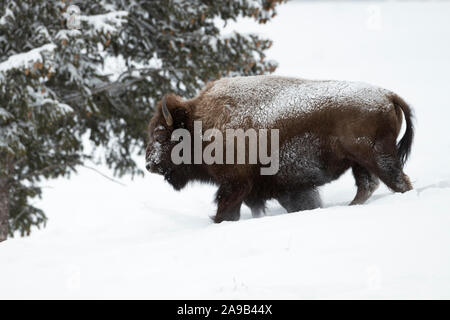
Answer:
0;0;285;240
0;0;128;239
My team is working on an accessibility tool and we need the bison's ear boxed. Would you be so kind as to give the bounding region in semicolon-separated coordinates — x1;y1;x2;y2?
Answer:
172;107;189;129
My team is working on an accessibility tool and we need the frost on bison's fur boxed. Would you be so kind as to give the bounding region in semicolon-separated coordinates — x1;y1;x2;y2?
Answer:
146;75;414;223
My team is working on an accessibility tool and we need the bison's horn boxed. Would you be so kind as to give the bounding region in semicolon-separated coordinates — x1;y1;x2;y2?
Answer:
161;96;173;126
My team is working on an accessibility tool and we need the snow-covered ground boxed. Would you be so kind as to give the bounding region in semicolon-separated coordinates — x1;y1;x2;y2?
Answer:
1;1;450;299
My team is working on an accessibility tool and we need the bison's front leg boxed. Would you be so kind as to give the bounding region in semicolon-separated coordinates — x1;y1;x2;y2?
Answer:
244;197;266;218
214;182;252;223
350;164;380;205
278;187;322;213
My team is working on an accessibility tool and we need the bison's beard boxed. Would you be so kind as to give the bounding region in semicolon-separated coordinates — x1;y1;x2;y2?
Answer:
163;167;189;191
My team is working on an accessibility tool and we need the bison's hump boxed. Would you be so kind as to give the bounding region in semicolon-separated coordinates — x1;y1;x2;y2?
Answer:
205;75;392;127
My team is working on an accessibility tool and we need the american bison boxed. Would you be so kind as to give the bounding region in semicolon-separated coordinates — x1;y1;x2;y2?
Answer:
146;75;414;223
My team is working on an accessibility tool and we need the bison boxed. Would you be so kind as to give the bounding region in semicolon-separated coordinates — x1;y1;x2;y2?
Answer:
146;75;414;223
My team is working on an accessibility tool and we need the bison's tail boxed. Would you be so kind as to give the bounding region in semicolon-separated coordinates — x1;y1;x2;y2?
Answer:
391;93;414;167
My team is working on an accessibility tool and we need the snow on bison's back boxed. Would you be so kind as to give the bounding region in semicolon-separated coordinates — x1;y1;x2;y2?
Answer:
203;75;394;128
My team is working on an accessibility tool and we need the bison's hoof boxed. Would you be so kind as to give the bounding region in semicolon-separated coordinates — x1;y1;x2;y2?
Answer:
212;213;240;223
213;216;223;224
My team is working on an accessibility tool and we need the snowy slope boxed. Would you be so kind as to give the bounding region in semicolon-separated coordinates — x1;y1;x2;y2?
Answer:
1;1;450;299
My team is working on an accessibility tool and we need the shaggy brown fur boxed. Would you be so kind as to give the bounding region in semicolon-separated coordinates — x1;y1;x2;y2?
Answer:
146;75;414;223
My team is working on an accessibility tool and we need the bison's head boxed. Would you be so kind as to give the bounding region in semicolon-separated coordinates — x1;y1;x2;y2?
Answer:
145;95;190;190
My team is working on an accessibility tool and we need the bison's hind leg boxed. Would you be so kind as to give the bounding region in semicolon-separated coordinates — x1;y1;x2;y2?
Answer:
350;164;380;205
369;136;413;193
350;135;412;195
373;154;413;193
278;187;322;213
244;197;266;218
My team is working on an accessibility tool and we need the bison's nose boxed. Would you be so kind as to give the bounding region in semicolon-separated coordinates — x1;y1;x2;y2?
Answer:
145;160;153;172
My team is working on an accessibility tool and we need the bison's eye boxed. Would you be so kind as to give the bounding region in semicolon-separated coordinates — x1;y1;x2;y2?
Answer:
154;130;168;143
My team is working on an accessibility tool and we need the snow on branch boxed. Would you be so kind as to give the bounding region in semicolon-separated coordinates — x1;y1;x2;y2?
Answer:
0;108;13;120
0;8;14;25
80;11;128;34
0;43;55;73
